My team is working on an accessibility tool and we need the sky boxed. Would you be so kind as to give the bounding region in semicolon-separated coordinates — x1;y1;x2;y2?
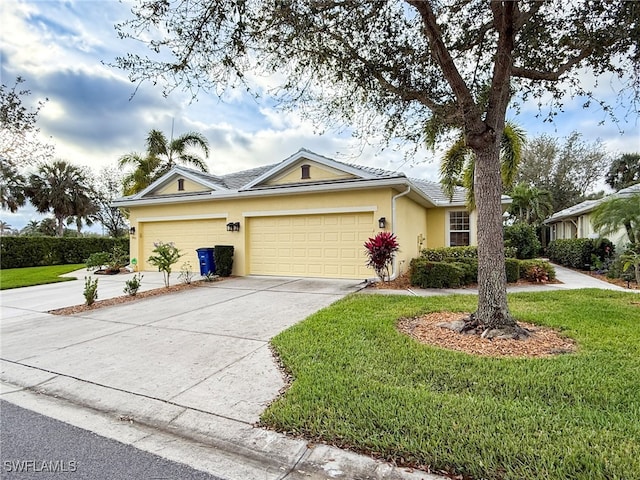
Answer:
1;0;639;231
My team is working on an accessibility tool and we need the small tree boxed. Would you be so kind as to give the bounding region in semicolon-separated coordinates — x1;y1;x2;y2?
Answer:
147;241;183;287
621;249;640;287
364;232;399;283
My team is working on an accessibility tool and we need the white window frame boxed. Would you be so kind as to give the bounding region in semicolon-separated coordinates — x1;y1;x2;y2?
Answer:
447;210;471;247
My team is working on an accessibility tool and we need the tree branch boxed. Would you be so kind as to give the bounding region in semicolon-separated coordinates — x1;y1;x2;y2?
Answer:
405;0;478;121
512;47;594;81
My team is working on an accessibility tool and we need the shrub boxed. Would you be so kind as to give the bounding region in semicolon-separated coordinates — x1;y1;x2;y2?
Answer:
178;262;195;284
147;241;183;287
443;257;478;284
518;259;556;282
505;258;520;283
364;232;400;282
214;245;234;277
86;252;112;271
123;273;143;296
504;223;541;259
409;258;464;288
421;246;477;261
547;238;614;270
421;245;518;260
83;276;98;305
0;237;129;269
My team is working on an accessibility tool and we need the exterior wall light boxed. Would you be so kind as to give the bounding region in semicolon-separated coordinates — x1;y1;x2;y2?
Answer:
129;226;136;235
378;217;386;229
227;222;241;232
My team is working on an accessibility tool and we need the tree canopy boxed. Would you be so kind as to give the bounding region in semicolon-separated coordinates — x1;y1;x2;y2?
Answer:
516;132;610;212
115;0;640;336
605;153;640;192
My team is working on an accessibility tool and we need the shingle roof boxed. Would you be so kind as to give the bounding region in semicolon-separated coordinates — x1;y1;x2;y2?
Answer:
409;177;466;205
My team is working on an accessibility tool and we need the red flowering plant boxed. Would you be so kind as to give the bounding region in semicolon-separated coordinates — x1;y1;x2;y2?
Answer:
364;232;400;283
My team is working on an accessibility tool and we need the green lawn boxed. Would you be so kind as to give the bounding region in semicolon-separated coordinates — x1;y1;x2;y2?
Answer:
0;264;86;289
263;290;640;480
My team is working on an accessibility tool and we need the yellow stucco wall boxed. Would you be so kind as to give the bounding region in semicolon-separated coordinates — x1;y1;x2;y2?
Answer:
129;188;395;277
264;160;355;185
128;186;479;278
153;177;211;195
392;194;427;276
425;208;446;248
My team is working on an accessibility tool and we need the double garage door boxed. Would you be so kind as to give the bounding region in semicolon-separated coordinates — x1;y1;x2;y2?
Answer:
139;212;374;279
248;212;374;279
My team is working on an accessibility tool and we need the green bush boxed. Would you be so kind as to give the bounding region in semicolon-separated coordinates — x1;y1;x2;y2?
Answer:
504;223;541;259
505;258;520;283
214;245;234;277
547;238;614;270
0;237;129;269
443;257;478;284
421;245;518;261
83;276;98;306
518;259;556;281
409;258;464;288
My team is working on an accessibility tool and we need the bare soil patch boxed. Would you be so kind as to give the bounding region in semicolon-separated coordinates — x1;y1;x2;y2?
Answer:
49;281;216;316
398;312;576;358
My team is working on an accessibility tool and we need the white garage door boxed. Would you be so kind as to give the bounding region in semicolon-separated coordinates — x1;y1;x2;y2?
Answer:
248;213;374;279
140;219;226;272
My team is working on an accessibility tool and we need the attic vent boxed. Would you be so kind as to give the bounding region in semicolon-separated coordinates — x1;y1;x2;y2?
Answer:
301;164;311;179
178;178;185;191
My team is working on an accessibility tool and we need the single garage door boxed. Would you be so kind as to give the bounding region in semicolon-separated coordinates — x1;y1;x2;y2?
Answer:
248;212;374;279
140;219;226;271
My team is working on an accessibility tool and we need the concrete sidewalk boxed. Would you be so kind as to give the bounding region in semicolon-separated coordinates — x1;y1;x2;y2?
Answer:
367;263;638;296
1;275;441;480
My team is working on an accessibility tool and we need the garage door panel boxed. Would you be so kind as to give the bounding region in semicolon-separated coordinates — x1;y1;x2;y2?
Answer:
249;213;373;279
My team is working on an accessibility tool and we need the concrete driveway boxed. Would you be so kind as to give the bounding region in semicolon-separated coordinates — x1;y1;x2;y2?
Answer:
1;275;363;425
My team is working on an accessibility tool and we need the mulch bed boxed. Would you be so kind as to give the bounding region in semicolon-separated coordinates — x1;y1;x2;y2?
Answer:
398;312;576;358
49;281;214;316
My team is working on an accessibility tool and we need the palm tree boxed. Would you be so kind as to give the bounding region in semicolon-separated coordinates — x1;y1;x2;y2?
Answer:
507;183;554;225
0;159;26;212
439;122;526;210
25;160;96;237
591;193;640;245
0;220;12;234
119;128;210;195
21;219;40;236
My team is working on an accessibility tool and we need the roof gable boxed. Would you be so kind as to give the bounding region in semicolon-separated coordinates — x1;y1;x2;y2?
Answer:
241;149;379;190
134;167;227;199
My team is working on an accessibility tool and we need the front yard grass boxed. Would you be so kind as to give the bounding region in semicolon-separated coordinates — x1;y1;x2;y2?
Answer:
0;264;85;290
263;289;640;480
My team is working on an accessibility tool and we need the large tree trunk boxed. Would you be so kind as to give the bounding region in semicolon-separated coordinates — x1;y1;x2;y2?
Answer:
471;141;529;339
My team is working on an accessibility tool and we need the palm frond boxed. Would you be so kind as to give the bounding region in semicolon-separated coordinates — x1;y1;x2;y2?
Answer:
439;137;470;200
500;121;526;189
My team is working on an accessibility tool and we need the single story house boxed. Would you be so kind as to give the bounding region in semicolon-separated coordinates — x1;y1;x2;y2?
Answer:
113;149;505;280
544;183;640;245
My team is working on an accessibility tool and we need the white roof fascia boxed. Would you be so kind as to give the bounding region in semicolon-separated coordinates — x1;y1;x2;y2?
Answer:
240;149;377;190
113;177;418;208
130;166;225;200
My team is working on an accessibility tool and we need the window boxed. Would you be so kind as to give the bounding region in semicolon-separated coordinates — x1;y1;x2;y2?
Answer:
177;179;185;191
449;211;470;246
301;164;311;179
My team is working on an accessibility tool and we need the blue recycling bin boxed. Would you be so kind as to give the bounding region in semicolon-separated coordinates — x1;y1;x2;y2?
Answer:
196;248;216;276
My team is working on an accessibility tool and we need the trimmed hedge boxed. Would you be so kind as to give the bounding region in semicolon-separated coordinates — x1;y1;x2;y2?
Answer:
505;258;521;283
214;245;234;277
421;245;518;261
1;237;129;269
409;259;464;288
443;257;478;285
547;238;614;270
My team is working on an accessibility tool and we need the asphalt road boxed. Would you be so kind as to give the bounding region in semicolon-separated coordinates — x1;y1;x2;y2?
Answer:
0;400;226;480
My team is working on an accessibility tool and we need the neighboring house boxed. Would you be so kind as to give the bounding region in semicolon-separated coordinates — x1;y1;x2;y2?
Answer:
544;183;640;245
113;149;507;280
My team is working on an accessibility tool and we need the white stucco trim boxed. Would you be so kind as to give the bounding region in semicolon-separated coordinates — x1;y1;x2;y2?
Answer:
242;206;377;218
136;213;228;223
